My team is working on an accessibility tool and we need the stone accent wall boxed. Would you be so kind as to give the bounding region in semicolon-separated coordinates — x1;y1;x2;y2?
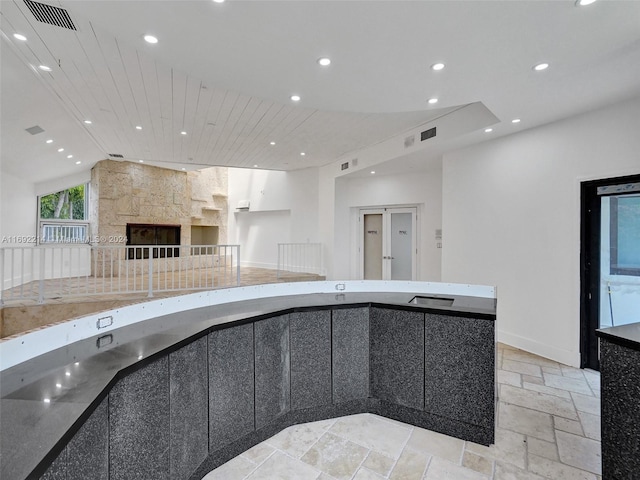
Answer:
90;160;228;246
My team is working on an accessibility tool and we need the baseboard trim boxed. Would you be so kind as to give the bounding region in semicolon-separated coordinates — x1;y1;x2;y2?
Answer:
498;329;580;367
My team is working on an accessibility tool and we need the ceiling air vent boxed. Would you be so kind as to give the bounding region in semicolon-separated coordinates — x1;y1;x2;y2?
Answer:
24;0;77;30
108;153;124;158
421;127;436;142
25;125;45;135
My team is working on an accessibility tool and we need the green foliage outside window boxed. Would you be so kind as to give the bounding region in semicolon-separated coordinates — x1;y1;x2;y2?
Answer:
40;184;86;220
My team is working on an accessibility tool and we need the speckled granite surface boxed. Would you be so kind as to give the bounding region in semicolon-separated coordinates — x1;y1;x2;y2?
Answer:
370;308;425;410
332;308;370;403
28;295;495;480
170;337;208;479
290;310;332;410
109;357;170;480
425;313;495;430
208;323;255;451
254;315;291;429
599;336;640;479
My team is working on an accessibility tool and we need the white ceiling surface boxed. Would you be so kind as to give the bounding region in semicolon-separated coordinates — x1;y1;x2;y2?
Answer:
2;1;640;186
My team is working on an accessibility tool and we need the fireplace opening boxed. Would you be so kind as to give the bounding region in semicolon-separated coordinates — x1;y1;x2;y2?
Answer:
126;224;180;259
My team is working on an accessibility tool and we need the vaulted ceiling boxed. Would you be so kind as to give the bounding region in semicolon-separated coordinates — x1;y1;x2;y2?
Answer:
2;0;640;185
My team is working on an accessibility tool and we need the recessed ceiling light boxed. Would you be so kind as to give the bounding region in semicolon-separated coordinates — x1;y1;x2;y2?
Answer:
57;148;64;152
67;155;73;159
317;57;331;67
290;95;301;102
44;398;51;403
84;120;92;124
144;35;158;44
65;371;70;376
138;354;144;360
533;63;549;71
212;0;225;3
13;33;27;41
576;0;597;5
74;362;80;366
428;98;438;104
300;152;306;156
253;164;258;168
270;141;276;145
75;161;81;165
512;118;521;124
139;160;144;163
181;167;186;171
371;171;376;175
485;128;493;133
136;125;142;130
46;139;53;144
56;383;62;388
180;131;187;135
39;65;52;72
431;63;445;71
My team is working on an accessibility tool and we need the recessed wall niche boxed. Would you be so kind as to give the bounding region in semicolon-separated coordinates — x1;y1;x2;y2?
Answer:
191;226;219;246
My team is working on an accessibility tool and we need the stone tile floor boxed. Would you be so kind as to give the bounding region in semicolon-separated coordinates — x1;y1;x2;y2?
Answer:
203;344;601;480
1;266;324;307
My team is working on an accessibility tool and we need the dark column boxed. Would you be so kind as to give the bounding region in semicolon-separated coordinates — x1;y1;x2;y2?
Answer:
600;338;640;479
254;315;290;429
370;308;424;410
424;314;495;431
109;357;170;480
170;337;208;479
209;324;255;451
332;308;369;403
290;311;332;410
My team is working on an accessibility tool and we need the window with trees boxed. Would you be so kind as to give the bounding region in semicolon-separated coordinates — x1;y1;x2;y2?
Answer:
38;183;89;243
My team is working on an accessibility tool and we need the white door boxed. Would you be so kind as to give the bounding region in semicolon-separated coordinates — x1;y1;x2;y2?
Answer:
360;207;417;280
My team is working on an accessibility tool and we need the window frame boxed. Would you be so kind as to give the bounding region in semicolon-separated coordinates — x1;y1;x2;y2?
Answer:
609;194;640;277
37;182;91;244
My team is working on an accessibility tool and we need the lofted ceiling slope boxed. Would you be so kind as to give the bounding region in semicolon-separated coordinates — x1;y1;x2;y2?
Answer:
1;0;640;185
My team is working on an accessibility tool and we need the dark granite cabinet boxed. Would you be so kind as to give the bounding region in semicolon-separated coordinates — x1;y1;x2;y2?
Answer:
597;324;640;480
37;305;495;480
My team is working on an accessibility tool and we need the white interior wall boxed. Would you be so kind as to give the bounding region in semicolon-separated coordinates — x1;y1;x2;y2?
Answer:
228;168;319;270
442;95;640;367
1;172;37;288
332;166;443;281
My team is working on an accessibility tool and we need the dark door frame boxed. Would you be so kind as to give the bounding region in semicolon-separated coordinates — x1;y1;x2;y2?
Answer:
580;173;640;369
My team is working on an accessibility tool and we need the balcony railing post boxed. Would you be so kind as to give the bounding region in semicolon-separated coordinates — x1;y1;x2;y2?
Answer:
147;247;154;298
38;247;45;304
236;245;241;286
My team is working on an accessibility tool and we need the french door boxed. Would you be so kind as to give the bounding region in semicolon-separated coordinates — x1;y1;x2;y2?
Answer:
581;174;640;369
360;207;417;281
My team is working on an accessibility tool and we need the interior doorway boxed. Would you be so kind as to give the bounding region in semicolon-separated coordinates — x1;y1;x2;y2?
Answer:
581;174;640;369
360;207;417;281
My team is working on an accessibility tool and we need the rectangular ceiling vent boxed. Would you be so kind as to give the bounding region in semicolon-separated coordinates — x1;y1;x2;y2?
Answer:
24;0;77;30
421;127;437;142
108;153;124;158
25;125;45;135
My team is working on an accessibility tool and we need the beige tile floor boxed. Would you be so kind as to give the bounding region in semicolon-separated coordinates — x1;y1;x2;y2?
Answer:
203;344;602;480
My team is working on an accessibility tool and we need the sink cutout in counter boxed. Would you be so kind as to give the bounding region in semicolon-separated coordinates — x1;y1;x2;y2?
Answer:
409;296;454;307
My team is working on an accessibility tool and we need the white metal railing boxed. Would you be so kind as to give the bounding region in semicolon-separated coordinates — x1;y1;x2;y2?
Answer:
40;222;89;243
277;242;324;279
1;244;240;304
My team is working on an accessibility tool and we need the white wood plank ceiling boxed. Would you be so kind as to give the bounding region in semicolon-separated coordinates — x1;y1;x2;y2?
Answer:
0;0;452;175
2;0;640;184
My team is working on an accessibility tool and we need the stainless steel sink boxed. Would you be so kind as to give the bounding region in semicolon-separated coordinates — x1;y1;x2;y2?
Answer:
409;296;455;307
